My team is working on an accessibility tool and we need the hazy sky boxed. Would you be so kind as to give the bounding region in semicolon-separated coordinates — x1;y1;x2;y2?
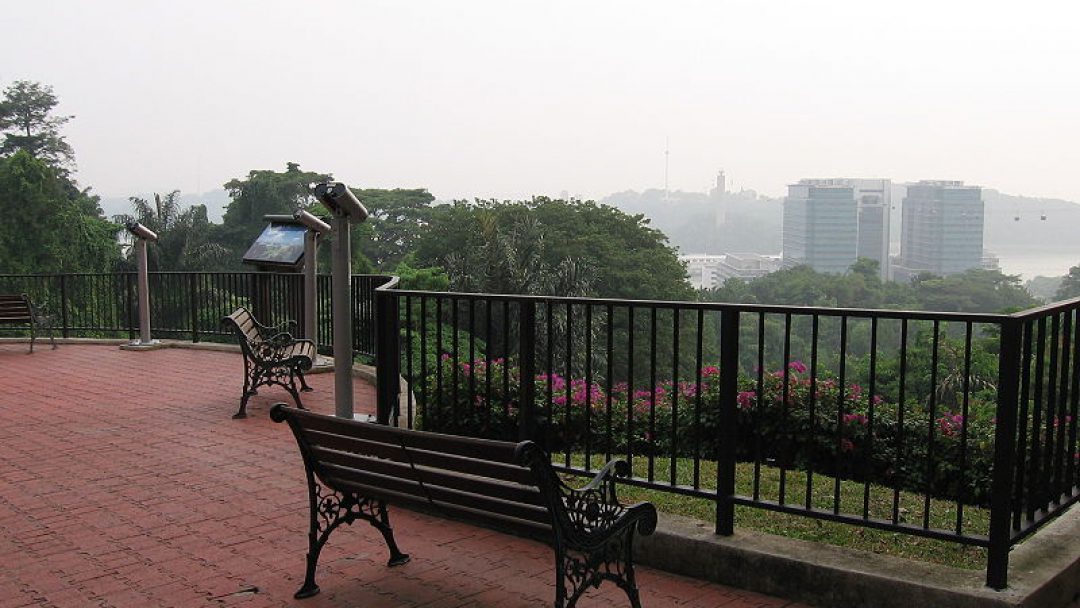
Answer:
4;1;1079;203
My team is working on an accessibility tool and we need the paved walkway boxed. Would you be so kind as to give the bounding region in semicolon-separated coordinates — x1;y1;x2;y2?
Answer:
0;344;807;608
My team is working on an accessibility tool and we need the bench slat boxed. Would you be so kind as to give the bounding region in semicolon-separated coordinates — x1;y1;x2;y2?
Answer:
320;464;551;526
290;409;521;464
310;445;543;506
302;429;535;485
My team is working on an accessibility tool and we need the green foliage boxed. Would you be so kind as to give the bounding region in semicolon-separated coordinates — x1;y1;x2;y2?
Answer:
350;187;435;271
1053;264;1080;301
394;258;450;291
215;163;331;267
414;197;693;301
420;355;1003;506
0;151;119;274
116;191;227;271
0;80;74;170
707;263;1036;314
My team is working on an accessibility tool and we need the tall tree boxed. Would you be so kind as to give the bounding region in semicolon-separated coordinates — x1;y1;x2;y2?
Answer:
116;191;227;271
0;151;119;274
349;187;435;271
0;81;75;169
1054;265;1080;301
214;163;332;267
415;197;692;301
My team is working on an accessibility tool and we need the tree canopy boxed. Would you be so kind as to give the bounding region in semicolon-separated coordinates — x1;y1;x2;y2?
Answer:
705;261;1037;314
116;191;227;271
412;197;693;300
0;81;75;170
214;163;332;267
0;151;119;274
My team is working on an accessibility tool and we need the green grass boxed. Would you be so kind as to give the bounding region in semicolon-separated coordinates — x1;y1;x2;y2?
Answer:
560;453;989;570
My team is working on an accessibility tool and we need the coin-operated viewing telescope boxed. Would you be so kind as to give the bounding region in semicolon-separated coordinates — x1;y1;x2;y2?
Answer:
313;182;369;419
125;221;159;347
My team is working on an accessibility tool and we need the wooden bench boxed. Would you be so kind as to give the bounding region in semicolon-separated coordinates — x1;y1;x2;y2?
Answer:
270;404;658;608
221;308;315;419
0;294;55;353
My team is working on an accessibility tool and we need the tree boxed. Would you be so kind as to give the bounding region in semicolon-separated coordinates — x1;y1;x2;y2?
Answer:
116;191;227;271
214;163;332;268
0;151;119;274
414;197;693;301
350;188;435;271
0;81;75;169
1054;265;1080;301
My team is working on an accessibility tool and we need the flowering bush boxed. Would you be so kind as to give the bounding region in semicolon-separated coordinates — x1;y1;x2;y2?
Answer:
416;355;1005;505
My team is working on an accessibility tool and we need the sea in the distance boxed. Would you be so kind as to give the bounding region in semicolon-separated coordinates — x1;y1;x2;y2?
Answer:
996;250;1080;281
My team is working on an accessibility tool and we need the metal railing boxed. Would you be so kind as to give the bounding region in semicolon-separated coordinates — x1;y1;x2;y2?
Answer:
0;272;393;358
373;287;1080;589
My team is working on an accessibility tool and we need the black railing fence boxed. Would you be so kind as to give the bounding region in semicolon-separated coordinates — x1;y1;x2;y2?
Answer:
2;271;1075;588
0;272;392;358
374;288;1080;589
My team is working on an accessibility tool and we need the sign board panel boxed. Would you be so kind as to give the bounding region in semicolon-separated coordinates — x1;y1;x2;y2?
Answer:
242;222;306;269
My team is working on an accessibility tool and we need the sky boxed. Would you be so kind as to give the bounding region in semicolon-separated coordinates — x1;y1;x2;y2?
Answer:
4;1;1079;203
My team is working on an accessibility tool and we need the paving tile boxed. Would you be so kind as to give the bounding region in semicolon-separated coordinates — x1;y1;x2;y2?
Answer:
0;344;807;608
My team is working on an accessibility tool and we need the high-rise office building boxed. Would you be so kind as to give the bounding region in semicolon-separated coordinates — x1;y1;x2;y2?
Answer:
893;180;984;282
782;183;858;274
795;178;892;279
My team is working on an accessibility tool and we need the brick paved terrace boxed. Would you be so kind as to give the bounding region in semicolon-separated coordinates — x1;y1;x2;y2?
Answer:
0;343;808;608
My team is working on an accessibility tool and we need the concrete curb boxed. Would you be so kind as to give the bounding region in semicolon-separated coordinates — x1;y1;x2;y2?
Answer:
636;505;1079;608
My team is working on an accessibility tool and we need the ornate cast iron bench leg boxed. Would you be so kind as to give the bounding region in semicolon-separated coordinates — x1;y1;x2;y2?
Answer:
297;368;313;392
295;478;410;599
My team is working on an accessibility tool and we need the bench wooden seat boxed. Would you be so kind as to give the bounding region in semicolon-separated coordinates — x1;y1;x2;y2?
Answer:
0;294;55;353
222;307;315;419
271;404;657;608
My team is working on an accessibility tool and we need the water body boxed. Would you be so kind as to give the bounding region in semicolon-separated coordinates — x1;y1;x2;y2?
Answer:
996;251;1080;280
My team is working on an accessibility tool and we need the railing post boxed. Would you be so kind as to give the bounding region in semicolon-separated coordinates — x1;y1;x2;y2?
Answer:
518;300;537;443
189;273;199;343
58;274;69;339
716;308;739;535
987;317;1022;589
124;272;135;340
375;288;401;426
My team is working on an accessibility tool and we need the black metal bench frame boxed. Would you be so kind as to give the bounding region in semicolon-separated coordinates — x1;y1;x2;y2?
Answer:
271;404;658;608
222;308;315;419
0;294;55;353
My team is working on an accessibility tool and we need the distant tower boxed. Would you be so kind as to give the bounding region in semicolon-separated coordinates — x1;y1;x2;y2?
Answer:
712;169;728;227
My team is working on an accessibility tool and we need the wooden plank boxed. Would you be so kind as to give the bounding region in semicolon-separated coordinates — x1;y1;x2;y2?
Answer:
289;408;521;463
310;446;543;505
320;464;550;526
302;429;535;485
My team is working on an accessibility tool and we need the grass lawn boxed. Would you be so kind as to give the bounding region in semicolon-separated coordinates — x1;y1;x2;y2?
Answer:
561;454;989;570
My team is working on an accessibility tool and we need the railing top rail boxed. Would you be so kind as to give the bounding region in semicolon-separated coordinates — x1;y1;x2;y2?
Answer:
1009;295;1080;320
382;286;1008;323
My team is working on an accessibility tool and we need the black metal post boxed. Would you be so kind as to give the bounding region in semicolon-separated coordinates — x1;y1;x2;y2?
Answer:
716;308;739;536
987;317;1022;589
189;273;199;343
59;274;69;339
518;300;537;442
375;289;401;425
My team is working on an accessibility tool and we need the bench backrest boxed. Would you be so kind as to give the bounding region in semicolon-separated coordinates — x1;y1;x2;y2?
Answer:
271;404;553;537
0;294;33;324
223;307;266;352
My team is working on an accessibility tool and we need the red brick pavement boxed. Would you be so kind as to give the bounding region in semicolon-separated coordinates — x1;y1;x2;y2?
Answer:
0;344;807;608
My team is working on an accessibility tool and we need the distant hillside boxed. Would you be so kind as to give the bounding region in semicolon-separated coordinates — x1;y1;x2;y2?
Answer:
602;189;782;255
99;189;230;223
